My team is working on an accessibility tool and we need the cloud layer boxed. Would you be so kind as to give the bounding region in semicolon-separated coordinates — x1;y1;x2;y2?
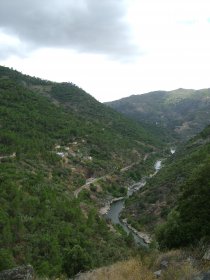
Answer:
0;0;139;60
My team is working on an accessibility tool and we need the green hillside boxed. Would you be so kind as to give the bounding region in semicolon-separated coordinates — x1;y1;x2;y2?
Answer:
123;123;210;249
106;88;210;140
0;66;165;161
0;66;165;277
2;65;210;278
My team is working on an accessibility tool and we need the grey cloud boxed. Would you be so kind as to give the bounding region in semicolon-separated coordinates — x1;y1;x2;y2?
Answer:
0;0;139;60
0;44;20;60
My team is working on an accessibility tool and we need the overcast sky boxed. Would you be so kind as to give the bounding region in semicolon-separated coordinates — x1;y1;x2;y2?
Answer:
1;0;210;101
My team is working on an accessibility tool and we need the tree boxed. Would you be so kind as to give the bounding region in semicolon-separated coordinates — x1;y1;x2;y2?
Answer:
0;249;15;271
156;160;210;248
63;245;92;277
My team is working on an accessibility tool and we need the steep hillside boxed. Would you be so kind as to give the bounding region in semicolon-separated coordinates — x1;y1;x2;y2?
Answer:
106;88;210;140
123;123;210;248
1;66;210;278
0;66;165;159
0;66;167;277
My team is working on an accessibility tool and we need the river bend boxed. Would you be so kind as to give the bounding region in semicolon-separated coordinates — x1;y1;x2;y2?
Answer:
105;160;162;246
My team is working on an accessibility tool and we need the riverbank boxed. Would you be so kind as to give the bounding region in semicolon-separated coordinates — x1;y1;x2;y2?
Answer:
99;197;124;215
122;218;152;244
103;160;162;246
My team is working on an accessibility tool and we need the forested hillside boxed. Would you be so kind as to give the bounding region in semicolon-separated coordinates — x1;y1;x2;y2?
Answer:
106;88;210;140
123;124;210;249
1;66;210;278
0;66;164;277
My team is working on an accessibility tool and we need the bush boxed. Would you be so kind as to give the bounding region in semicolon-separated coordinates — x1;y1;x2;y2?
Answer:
63;245;92;277
156;161;210;249
0;249;15;271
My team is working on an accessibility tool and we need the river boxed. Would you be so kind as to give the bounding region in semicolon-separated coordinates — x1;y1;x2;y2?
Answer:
105;160;162;246
170;148;176;154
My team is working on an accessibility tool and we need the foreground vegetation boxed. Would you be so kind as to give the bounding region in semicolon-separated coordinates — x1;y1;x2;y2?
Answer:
74;247;210;280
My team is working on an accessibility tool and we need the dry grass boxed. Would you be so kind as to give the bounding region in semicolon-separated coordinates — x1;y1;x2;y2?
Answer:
37;248;210;280
161;263;198;280
76;258;156;280
75;250;200;280
152;249;198;280
153;249;185;268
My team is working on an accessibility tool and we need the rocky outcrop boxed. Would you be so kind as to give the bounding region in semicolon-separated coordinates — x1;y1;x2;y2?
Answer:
154;269;162;278
0;265;34;280
99;197;124;215
193;271;210;280
203;248;210;261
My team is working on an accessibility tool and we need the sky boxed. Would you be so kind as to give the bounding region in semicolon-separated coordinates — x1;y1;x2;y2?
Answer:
1;0;210;102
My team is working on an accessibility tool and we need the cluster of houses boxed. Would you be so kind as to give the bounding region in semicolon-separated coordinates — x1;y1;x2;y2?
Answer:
54;141;93;162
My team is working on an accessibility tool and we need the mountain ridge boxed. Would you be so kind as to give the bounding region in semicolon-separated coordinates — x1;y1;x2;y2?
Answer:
106;88;210;141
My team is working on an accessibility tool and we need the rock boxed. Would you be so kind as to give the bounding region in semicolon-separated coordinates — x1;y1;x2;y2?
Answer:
160;260;168;269
202;272;210;280
203;249;210;261
193;271;210;280
99;204;110;215
0;265;34;280
154;270;162;278
135;231;152;244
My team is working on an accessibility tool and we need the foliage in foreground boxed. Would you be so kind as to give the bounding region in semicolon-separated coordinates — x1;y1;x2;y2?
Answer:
74;249;203;280
156;160;210;249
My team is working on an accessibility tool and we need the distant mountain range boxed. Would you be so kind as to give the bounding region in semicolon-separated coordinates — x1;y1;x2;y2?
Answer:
106;88;210;140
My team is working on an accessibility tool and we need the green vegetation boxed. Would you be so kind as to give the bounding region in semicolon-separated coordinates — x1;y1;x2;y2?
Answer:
0;161;138;277
2;65;210;277
0;66;162;168
69;248;206;280
0;66;164;277
122;121;210;249
106;88;210;141
156;159;210;249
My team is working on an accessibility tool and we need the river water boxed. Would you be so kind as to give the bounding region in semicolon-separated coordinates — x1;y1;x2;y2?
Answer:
105;160;162;246
170;148;176;154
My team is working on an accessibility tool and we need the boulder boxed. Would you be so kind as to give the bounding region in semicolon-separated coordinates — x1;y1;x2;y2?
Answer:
193;271;210;280
160;260;168;269
154;270;162;278
203;249;210;261
0;265;34;280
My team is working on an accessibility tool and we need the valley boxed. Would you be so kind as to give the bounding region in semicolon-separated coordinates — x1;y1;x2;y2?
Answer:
105;159;162;246
0;66;210;279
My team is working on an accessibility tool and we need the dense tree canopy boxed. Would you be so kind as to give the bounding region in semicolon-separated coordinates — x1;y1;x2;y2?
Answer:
156;159;210;249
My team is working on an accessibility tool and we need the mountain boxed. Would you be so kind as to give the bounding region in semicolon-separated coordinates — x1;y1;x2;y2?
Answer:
122;123;210;248
0;66;166;277
0;66;168;170
106;88;210;141
1;66;210;278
